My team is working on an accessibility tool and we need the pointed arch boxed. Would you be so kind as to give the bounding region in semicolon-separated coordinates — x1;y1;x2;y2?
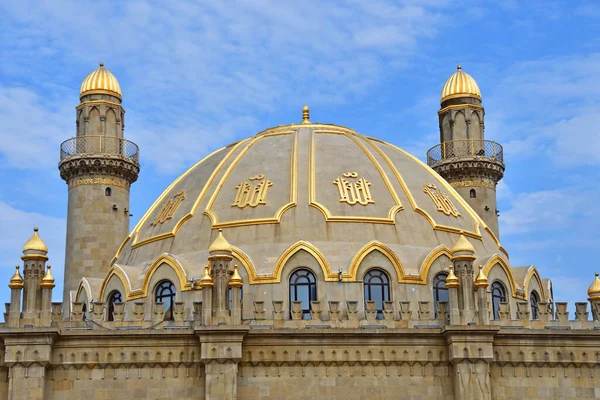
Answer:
231;246;257;283
349;241;405;282
76;278;92;304
134;253;192;299
98;265;132;301
88;106;102;135
524;266;547;301
484;254;518;297
271;241;333;283
418;245;452;284
105;108;117;137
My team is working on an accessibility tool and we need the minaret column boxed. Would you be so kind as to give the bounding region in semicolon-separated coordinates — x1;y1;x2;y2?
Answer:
20;228;48;321
8;266;24;328
59;63;139;317
451;234;477;324
428;65;505;238
208;230;234;321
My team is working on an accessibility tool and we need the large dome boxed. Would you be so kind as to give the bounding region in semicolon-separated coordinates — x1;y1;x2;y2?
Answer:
109;117;507;299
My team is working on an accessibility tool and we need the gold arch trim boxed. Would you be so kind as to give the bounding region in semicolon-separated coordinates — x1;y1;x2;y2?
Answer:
203;131;297;228
98;265;132;301
309;130;403;224
483;255;518;298
348;241;406;282
129;253;192;300
523;266;547;301
267;240;336;283
231;246;258;283
417;245;453;284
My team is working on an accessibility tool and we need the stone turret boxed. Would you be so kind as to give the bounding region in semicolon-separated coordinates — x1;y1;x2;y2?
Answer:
427;65;505;238
451;233;477;324
59;63;139;317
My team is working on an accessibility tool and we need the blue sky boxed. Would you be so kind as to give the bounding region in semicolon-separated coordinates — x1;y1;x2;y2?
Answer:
0;0;599;308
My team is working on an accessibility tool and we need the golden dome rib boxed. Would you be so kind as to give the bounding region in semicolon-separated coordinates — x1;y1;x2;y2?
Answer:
440;65;481;104
80;62;122;100
23;227;48;253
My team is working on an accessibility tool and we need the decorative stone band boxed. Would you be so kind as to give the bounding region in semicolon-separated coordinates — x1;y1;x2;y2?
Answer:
450;180;495;189
68;177;130;190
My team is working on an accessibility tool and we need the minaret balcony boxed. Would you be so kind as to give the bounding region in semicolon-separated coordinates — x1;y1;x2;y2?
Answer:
426;139;503;167
60;136;139;164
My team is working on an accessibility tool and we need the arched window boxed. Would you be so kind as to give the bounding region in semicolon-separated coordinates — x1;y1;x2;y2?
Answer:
364;269;390;320
107;290;122;322
289;269;316;320
105;187;112;196
433;273;449;314
530;290;540;320
470;189;476;198
491;281;507;320
155;280;176;321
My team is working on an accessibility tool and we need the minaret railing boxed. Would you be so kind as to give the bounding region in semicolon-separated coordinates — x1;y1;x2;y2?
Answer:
426;139;503;165
60;136;139;163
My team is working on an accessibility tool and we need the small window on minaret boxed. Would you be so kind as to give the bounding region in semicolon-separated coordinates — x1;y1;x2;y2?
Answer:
105;187;112;196
470;189;476;198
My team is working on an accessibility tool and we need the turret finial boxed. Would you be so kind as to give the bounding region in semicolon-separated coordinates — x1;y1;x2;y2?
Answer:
457;64;462;71
99;62;104;67
301;105;310;124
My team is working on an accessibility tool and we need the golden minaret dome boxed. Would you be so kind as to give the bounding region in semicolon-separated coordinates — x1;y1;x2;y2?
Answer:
80;62;122;100
8;266;24;290
229;265;243;288
587;272;600;300
451;233;475;254
445;265;459;288
41;265;56;289
198;265;214;288
440;65;481;104
23;227;48;253
208;229;233;253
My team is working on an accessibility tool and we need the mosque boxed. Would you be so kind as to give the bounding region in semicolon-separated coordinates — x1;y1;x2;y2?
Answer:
2;63;600;400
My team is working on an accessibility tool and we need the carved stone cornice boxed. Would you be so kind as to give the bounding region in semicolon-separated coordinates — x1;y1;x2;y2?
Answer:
430;157;504;186
59;154;139;185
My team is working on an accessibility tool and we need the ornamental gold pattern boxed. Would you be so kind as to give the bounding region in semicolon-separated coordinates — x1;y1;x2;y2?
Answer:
69;177;129;189
423;183;460;217
232;174;273;209
333;172;374;206
152;190;186;225
450;180;495;189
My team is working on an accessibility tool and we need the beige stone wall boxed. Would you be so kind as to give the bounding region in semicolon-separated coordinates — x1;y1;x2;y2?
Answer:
46;365;204;400
490;364;600;399
454;185;499;239
238;370;454;400
64;176;130;308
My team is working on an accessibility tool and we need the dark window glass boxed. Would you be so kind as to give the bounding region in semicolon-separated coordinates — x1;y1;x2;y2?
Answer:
491;281;507;320
433;273;449;314
155;280;176;321
364;269;390;320
530;291;540;320
470;189;476;198
105;187;112;196
228;287;243;310
289;269;316;319
107;290;122;322
82;302;87;321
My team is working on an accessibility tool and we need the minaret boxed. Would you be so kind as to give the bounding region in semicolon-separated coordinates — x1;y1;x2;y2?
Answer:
59;63;139;316
427;66;505;238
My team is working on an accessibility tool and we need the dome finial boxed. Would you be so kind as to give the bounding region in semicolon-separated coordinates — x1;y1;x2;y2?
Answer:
23;227;48;253
198;265;214;288
445;265;459;288
208;228;233;253
41;265;55;289
587;272;600;300
229;264;243;288
457;64;462;71
301;105;311;124
474;265;489;288
99;62;104;67
8;265;24;289
451;232;475;254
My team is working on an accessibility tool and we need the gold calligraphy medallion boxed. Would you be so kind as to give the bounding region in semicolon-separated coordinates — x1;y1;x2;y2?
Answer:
333;172;374;206
152;190;186;225
232;174;273;208
423;183;460;217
